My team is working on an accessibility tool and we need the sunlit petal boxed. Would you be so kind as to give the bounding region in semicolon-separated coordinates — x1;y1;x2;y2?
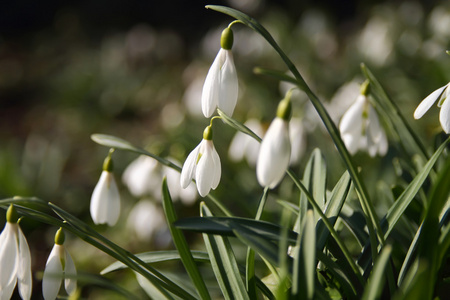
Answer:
0;223;18;300
42;245;63;300
413;84;447;119
196;143;216;197
202;50;223;118
90;171;121;226
210;144;221;190
439;97;450;134
180;143;201;188
218;50;238;116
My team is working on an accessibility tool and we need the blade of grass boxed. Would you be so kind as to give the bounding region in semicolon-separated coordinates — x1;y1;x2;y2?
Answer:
361;245;393;300
162;178;211;300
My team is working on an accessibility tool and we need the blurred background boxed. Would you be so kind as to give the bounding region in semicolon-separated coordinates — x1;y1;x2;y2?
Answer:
1;0;450;298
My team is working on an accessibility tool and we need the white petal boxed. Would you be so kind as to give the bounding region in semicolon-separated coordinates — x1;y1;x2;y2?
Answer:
413;84;447;119
122;156;159;197
0;223;18;300
339;95;366;154
17;227;32;300
90;171;121;226
218;50;238;116
210;144;221;190
439;98;450;134
180;143;201;188
42;245;63;300
228;131;247;162
256;118;291;188
367;105;388;156
195;142;216;197
289;118;306;165
202;50;224;118
64;249;77;295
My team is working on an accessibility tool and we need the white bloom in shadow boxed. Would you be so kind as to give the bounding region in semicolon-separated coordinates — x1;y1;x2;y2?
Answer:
202;28;238;118
122;155;161;198
339;94;388;157
0;205;32;300
42;229;76;300
91;156;121;226
228;119;263;166
256;117;291;188
180;126;221;197
127;200;167;242
414;82;450;134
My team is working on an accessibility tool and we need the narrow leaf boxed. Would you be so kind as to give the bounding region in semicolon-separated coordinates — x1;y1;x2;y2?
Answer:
361;245;393;300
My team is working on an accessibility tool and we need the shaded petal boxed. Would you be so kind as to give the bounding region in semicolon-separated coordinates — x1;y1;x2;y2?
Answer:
218;50;238;116
64;249;77;295
42;245;63;300
202;50;224;118
180;143;201;188
17;227;32;300
0;223;18;300
210;144;221;190
256;118;291;188
195;141;216;197
367;105;388;156
414;84;447;119
439;98;450;134
339;95;366;154
90;171;121;226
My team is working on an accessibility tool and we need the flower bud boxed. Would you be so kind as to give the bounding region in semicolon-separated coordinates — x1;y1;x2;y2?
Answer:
203;125;213;141
276;96;292;121
55;228;65;245
6;204;18;223
221;27;234;50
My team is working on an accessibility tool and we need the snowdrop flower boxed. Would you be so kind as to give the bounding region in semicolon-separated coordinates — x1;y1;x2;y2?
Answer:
339;82;388;157
180;125;221;197
127;200;166;242
202;27;238;118
90;154;121;226
228;119;264;166
257;96;292;188
0;204;32;300
163;161;197;206
413;82;450;134
42;228;77;300
289;117;306;166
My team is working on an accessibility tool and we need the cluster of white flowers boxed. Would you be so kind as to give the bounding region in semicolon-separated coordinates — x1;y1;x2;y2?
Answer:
0;205;77;300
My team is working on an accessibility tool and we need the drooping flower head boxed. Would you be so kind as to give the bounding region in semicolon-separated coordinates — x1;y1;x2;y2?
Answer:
414;82;450;134
90;152;121;226
339;81;388;157
202;27;238;118
42;228;77;300
0;204;32;300
257;94;292;188
180;125;221;197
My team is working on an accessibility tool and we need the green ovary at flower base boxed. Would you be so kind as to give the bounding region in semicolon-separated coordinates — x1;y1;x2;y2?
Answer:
414;82;450;134
0;204;32;300
42;228;77;300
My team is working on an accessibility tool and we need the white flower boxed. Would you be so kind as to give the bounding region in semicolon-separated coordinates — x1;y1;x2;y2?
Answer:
42;229;76;300
256;117;291;188
122;155;161;198
289;117;306;166
228;119;264;166
90;170;121;226
163;162;197;206
413;82;450;134
127;200;166;241
0;205;32;300
180;127;221;197
202;28;238;118
339;94;388;157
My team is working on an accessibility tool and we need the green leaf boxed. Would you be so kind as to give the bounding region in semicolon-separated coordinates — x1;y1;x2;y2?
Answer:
293;210;316;299
361;245;393;300
316;171;352;250
91;133;181;172
101;251;210;275
200;203;250;300
174;216;298;244
162;178;211;300
217;109;261;142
